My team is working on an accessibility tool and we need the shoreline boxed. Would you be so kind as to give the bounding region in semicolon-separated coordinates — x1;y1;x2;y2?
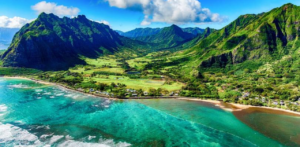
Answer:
2;76;119;100
178;98;300;116
2;76;300;116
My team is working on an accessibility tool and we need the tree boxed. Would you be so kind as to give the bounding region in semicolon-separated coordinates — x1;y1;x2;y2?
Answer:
137;89;143;96
149;88;157;96
156;88;162;96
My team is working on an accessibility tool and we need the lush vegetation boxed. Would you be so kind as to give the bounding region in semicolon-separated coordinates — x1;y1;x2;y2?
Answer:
1;3;300;112
0;67;41;76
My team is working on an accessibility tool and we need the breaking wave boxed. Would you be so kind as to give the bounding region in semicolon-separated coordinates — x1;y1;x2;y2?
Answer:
0;123;131;146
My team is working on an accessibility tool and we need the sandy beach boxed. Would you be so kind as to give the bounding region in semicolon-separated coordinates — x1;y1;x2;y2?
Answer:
177;97;300;116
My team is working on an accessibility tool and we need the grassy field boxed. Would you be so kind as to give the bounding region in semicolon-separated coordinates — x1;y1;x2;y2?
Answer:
86;57;120;67
127;57;151;70
67;54;185;92
0;67;41;76
70;67;125;74
90;75;184;91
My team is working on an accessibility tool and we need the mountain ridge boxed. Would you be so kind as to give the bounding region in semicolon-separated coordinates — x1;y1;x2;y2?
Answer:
1;13;147;70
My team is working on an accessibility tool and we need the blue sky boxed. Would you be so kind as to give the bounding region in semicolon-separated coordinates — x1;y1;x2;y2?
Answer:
1;0;300;31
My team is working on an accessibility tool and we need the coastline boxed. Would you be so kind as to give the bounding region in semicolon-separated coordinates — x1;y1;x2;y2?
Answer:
2;76;119;100
178;98;300;116
2;76;300;116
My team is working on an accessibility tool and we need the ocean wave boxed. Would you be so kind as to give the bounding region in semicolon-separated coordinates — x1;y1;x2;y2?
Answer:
0;123;131;146
49;135;64;144
57;139;131;147
55;93;64;96
8;84;30;89
0;105;7;112
0;123;40;145
88;135;96;140
35;89;43;92
43;92;51;95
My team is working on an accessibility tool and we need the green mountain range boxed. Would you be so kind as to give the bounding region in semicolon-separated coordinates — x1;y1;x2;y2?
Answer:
117;27;205;38
1;3;300;110
2;3;300;75
1;13;149;70
116;28;162;38
133;25;197;49
182;27;206;36
152;3;300;79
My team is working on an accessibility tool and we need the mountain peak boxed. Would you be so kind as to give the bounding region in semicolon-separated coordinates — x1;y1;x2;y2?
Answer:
76;15;89;22
37;12;58;19
1;13;127;70
281;3;296;10
77;15;87;19
163;24;182;33
282;3;295;7
170;24;180;29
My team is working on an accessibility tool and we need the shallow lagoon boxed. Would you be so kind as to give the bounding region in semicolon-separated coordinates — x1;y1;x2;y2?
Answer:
0;78;299;146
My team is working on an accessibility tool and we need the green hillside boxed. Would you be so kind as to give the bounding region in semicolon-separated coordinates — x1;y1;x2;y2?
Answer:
117;28;161;38
1;13;150;70
1;3;300;111
155;3;300;78
134;25;196;48
136;3;300;109
182;27;206;36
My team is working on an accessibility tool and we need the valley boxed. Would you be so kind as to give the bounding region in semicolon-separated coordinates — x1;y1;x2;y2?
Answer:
1;1;300;146
1;3;300;113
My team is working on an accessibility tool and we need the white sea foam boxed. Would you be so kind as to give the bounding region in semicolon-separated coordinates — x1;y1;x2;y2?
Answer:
36;125;50;130
43;92;51;95
35;89;43;92
55;93;64;96
65;135;73;140
49;135;64;144
0;104;7;112
0;123;130;147
65;93;83;99
57;139;131;147
0;123;40;145
50;96;55;99
8;84;30;89
40;134;53;139
88;135;96;140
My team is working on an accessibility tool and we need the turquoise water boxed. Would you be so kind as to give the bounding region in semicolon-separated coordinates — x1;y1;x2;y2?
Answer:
0;78;296;146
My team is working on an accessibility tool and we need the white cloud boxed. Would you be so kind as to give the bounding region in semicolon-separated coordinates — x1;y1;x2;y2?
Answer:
31;1;80;17
106;0;151;9
0;16;32;28
105;0;225;25
95;20;110;26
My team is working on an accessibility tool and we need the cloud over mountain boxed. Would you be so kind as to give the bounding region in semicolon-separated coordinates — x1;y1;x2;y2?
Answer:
31;1;80;17
95;20;110;26
105;0;224;25
0;16;32;28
